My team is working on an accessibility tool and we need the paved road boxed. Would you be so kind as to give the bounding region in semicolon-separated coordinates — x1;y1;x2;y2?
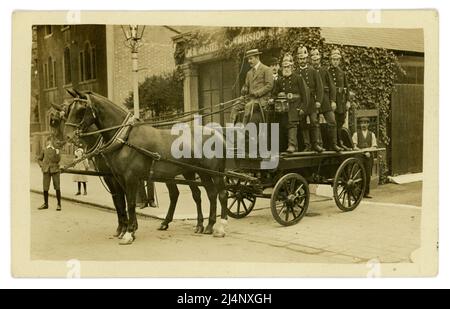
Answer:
31;191;421;264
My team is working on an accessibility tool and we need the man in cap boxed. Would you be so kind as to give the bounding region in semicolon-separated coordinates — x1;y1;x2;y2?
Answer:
37;136;62;211
310;48;342;152
296;45;324;153
329;48;352;150
269;57;281;81
271;54;309;153
240;49;274;125
352;117;378;198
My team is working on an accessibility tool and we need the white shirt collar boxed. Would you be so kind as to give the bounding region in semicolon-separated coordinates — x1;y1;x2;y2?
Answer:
253;61;261;71
46;145;54;149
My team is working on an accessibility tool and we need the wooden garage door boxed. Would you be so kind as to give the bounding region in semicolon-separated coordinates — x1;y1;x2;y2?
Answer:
199;60;237;125
390;84;424;175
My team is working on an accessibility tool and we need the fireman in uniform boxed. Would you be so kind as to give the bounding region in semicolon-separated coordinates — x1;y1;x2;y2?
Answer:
329;48;352;150
296;45;324;153
271;54;309;153
310;48;342;152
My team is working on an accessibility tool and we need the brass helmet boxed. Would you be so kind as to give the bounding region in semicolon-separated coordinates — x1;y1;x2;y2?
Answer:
297;45;308;59
331;48;342;59
281;53;294;66
310;48;321;61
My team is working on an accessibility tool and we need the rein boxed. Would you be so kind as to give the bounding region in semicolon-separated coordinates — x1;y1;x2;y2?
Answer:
77;96;244;138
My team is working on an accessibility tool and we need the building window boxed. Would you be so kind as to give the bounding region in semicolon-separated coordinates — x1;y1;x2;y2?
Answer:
79;42;97;82
84;42;92;80
63;47;72;85
79;51;85;82
44;25;53;38
44;56;56;89
91;47;97;79
43;63;48;88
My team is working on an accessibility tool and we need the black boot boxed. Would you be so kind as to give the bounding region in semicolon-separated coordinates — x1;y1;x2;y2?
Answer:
328;126;343;152
38;191;49;210
56;190;61;211
337;128;351;151
311;126;324;153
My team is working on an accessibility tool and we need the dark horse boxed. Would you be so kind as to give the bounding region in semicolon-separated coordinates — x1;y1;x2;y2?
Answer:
54;90;208;238
63;90;229;245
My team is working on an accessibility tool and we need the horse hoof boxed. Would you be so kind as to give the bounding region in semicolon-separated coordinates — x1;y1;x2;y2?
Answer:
203;226;213;235
158;224;169;231
194;226;204;234
213;230;226;238
119;232;134;245
117;230;126;239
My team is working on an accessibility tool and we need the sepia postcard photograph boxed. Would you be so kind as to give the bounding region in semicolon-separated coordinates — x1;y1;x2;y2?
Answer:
11;10;438;278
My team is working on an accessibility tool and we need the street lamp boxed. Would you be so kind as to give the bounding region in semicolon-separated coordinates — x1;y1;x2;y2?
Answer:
121;25;146;119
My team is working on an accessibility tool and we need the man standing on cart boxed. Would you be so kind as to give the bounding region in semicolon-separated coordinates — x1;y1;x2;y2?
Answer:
310;48;342;152
329;48;352;150
271;54;309;153
240;49;274;125
296;45;324;153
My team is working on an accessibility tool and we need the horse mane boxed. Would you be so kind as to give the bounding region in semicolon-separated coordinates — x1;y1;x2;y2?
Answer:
85;91;129;116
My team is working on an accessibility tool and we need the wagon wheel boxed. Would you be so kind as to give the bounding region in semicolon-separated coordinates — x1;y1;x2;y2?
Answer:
270;173;309;226
225;177;257;219
333;157;367;212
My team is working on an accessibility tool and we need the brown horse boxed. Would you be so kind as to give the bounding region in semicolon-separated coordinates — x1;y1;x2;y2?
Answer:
63;90;229;245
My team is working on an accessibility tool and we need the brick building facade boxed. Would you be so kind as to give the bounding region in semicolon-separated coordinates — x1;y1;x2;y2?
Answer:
31;25;181;157
107;26;179;105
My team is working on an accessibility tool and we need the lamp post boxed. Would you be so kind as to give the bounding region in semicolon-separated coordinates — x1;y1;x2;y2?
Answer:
121;25;146;119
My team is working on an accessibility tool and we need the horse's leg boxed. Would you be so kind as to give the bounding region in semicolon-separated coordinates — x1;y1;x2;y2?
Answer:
185;172;203;233
203;177;218;235
158;183;179;231
213;175;229;238
104;176;128;238
119;177;138;245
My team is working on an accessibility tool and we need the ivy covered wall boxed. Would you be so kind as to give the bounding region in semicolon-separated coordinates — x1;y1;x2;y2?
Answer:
174;27;404;147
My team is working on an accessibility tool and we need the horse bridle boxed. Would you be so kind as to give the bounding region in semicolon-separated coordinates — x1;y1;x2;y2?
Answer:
64;95;97;136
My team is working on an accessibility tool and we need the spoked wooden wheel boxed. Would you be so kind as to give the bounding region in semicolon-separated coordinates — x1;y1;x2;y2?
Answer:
270;173;309;226
225;177;257;219
333;157;367;211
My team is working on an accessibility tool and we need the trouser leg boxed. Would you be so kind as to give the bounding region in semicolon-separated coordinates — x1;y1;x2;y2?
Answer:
364;156;373;196
243;99;257;125
44;191;49;205
286;122;298;153
309;112;324;153
335;112;349;149
299;116;311;151
323;111;341;151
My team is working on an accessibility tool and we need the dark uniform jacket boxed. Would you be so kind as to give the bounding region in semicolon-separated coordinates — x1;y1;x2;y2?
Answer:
272;73;309;122
241;63;274;106
37;146;61;174
315;66;336;113
297;66;323;114
329;66;348;114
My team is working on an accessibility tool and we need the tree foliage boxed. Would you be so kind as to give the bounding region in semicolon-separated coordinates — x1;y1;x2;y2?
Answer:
124;70;184;118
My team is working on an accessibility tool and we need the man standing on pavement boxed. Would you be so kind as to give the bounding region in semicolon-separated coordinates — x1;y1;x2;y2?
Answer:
271;54;309;153
310;48;342;152
240;49;274;125
37;136;62;211
329;48;352;150
296;45;324;153
352;117;378;198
